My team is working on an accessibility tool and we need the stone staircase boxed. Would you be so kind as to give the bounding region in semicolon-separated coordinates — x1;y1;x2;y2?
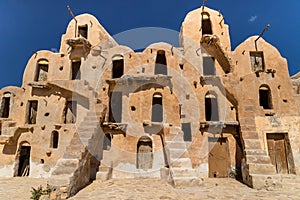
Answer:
165;127;201;187
239;98;278;189
49;80;106;198
50;110;105;197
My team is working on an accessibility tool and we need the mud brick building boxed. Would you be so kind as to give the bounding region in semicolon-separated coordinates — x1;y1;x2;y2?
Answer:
0;6;299;198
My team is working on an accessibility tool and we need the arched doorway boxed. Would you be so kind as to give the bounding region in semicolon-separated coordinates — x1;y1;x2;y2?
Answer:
35;59;49;82
16;142;31;177
112;55;124;79
259;85;273;109
137;136;153;169
201;12;213;35
155;50;167;75
205;92;219;121
151;93;163;122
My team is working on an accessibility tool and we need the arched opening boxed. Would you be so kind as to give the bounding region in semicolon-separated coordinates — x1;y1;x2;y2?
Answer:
259;85;273;109
0;92;11;118
17;143;31;177
103;133;112;151
35;59;49;82
137;136;153;169
50;131;59;149
112;55;124;79
155;50;167;75
202;13;213;35
151;93;163;122
205;92;219;121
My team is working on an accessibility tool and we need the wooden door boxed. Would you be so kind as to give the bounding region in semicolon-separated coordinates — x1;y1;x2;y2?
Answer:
208;137;229;178
137;141;153;169
267;134;288;174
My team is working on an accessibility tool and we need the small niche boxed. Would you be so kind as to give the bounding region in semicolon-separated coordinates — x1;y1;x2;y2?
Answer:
193;81;197;88
59;66;63;71
40;159;44;164
283;99;288;103
131;106;136;111
20;102;24;106
179;64;184;70
44;113;50;117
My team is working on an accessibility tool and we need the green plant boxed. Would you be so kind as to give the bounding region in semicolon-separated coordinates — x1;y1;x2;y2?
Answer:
30;184;51;200
229;168;242;180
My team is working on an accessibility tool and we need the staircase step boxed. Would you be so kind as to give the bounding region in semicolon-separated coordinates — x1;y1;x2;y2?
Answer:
248;163;276;175
168;149;188;160
166;133;184;142
171;168;197;177
169;158;192;168
246;155;271;164
243;139;262;149
240;125;256;132
166;141;187;149
245;149;268;156
241;131;259;139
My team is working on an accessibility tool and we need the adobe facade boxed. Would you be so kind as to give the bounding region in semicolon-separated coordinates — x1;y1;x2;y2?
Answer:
0;6;300;198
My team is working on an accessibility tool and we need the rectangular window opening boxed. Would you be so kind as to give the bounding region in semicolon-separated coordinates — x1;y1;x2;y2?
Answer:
203;56;216;76
27;101;38;124
78;25;88;39
71;60;81;80
250;52;265;72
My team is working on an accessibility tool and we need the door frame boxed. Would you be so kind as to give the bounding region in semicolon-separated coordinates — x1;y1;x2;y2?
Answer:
266;132;296;174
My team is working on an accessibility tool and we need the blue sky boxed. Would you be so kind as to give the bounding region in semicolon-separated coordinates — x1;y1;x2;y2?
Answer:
0;0;300;88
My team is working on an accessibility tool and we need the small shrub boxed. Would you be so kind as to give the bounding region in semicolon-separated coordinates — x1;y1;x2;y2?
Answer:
30;184;51;200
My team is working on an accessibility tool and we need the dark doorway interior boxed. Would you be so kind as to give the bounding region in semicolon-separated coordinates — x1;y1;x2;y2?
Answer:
259;86;272;109
0;96;10;118
205;94;219;121
112;56;124;79
152;94;163;122
50;131;59;149
78;25;88;39
71;61;81;80
27;101;38;124
202;18;213;35
155;51;167;75
17;146;31;177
